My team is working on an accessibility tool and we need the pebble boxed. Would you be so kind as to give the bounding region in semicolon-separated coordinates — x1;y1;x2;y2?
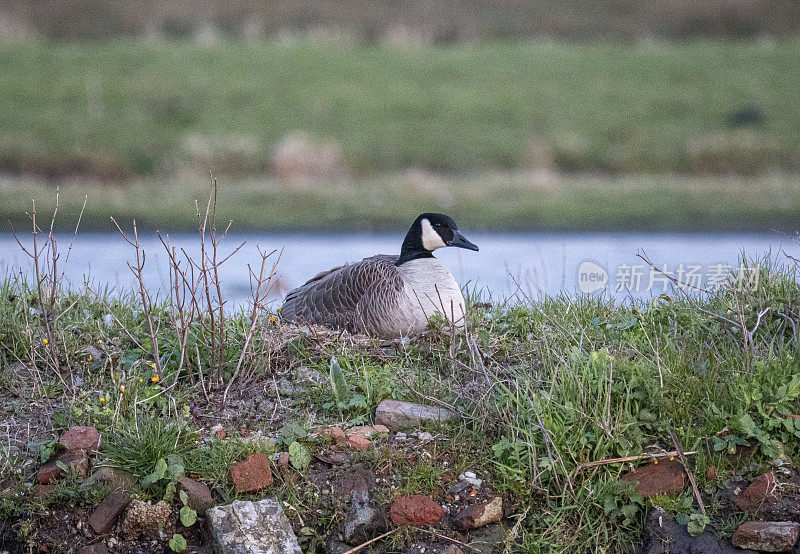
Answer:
459;472;483;487
418;432;433;442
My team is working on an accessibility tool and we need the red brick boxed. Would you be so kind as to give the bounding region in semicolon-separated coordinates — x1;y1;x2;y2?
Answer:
59;426;100;452
732;521;799;552
36;449;88;484
229;453;273;494
88;491;131;534
620;459;685;498
735;472;780;513
390;495;444;526
348;435;371;450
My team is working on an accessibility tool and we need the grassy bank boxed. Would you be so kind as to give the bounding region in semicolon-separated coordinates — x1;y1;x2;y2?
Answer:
0;40;799;177
1;213;800;550
3;172;800;232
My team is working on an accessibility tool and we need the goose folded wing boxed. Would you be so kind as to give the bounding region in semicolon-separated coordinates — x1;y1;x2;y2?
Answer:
281;255;402;331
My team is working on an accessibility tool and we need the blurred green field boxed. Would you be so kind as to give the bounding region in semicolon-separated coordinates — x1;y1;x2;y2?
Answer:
0;40;799;177
3;172;800;232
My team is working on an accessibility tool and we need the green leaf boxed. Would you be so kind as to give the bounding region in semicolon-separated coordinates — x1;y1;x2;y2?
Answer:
738;413;758;436
164;481;177;503
289;441;311;472
169;533;187;552
278;421;307;447
165;453;185;477
687;513;710;537
142;458;167;485
179;490;189;506
180;505;198;527
329;357;348;405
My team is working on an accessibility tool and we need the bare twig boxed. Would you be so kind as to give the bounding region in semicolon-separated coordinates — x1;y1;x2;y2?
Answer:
669;429;705;515
572;450;698;478
341;529;399;554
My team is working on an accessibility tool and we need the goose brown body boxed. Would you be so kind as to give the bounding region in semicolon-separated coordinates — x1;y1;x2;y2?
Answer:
279;213;477;337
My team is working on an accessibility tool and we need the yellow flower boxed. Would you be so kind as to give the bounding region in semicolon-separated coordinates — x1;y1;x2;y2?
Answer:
98;339;103;343
277;307;282;311
120;385;125;392
139;378;144;383
669;456;675;461
151;375;159;383
726;309;732;314
87;356;92;362
43;339;48;345
99;397;105;402
269;316;276;324
654;460;659;465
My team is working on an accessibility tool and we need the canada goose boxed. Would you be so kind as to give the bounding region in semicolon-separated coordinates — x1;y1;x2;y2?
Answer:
280;213;479;337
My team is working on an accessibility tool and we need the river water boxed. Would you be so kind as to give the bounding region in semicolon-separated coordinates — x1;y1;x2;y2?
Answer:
0;231;796;308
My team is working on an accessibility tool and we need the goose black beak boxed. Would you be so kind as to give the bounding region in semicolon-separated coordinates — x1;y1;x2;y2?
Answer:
448;230;479;252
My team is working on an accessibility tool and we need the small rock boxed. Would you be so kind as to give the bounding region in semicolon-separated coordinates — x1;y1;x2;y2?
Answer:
735;472;780;513
732;521;799;552
390;495;445;526
375;399;457;431
229;453;274;494
348;435;371;450
80;466;135;492
120;500;175;541
59;426;101;452
317;426;347;444
620;459;685;498
278;452;290;471
207;498;302;553
706;467;719;481
458;472;483;488
453;497;503;530
178;477;214;514
418;432;433;442
346;425;382;439
210;424;224;436
373;425;389;434
88;490;131;534
339;468;387;545
241;430;277;448
395;432;408;441
37;449;89;484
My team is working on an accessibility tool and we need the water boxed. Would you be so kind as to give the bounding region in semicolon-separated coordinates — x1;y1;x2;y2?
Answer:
0;231;796;307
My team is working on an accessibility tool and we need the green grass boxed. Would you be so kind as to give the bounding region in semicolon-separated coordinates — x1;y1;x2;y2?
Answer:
2;238;800;550
0;39;799;176
3;172;800;232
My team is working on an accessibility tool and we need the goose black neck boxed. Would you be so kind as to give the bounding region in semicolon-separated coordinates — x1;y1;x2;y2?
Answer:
396;223;434;266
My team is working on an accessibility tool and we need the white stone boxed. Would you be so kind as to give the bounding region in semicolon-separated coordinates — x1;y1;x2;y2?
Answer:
207;499;302;554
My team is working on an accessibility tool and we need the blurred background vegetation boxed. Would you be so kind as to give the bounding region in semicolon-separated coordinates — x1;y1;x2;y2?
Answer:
0;1;798;230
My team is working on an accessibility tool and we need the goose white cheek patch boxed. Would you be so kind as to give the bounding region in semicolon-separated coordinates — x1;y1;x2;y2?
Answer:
420;218;447;250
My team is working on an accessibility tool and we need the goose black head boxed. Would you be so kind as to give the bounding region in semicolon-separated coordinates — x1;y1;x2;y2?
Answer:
397;213;479;265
